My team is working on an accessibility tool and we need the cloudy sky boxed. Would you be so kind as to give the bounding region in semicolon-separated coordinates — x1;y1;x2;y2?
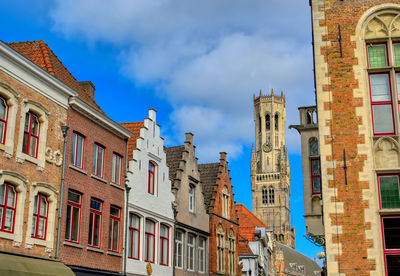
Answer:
2;0;320;262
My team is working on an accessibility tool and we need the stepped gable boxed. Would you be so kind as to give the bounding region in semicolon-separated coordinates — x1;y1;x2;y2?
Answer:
7;40;102;111
165;145;185;183
198;162;220;207
120;122;144;159
235;203;268;242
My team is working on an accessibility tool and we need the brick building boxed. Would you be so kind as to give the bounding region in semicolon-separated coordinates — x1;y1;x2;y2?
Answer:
165;133;210;276
199;152;239;276
292;1;400;275
0;40;75;274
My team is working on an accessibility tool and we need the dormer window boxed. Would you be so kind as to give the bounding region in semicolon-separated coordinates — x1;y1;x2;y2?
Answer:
22;112;39;158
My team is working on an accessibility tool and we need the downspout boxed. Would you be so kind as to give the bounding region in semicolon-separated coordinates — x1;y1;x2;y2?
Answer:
123;138;130;276
56;125;69;259
172;202;178;276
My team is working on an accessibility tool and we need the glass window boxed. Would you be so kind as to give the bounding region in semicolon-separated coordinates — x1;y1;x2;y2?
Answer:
0;97;8;144
108;206;120;252
88;199;102;247
275;114;279;131
382;217;400;275
229;231;235;275
262;186;268;205
148;162;156;195
311;159;321;194
71;133;84;168
222;186;230;218
112;153;122;184
394;44;400;66
189;184;195;212
31;194;48;239
145;219;155;263
187;234;195;271
217;230;224;273
310;139;319;156
266;114;270;131
268;186;275;204
0;183;17;233
93;144;105;177
65;190;81;242
22;112;40;157
175;231;183;269
378;175;400;209
160;225;169;265
198;238;205;273
129;214;140;259
368;44;387;68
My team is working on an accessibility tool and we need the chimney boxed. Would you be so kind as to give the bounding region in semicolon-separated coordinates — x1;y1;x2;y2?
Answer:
79;81;95;99
220;152;227;162
185;133;194;144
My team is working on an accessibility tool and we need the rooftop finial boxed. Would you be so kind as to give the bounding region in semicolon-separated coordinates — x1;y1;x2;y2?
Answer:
271;88;274;96
259;89;262;97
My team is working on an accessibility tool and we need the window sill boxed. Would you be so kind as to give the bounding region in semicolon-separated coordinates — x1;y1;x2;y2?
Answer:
91;174;108;184
107;251;122;257
17;152;44;171
379;209;400;215
110;183;125;191
69;165;88;175
63;241;83;249
87;246;104;254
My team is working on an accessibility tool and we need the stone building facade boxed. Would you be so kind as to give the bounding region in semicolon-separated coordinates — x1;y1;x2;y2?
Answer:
199;152;239;276
304;1;400;275
121;109;175;276
165;133;210;276
0;40;75;273
251;91;295;248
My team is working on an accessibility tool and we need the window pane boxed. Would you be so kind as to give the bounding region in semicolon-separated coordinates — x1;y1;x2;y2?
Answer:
76;136;83;167
4;209;14;231
31;116;39;135
24;113;29;131
31;216;36;236
380;176;400;209
112;155;116;182
313;177;321;193
373;105;394;134
132;230;139;258
38;218;45;238
113;220;119;250
130;215;139;229
0;98;6;120
65;205;72;239
312;160;320;175
148;235;154;261
383;217;400;249
94;214;100;246
370;74;391;101
97;147;104;176
88;213;93;244
40;196;47;216
0;185;4;205
394;44;400;66
386;255;400;276
90;200;101;211
368;45;387;68
310;140;319;156
110;207;120;217
6;187;15;208
72;206;80;241
68;191;80;204
160;225;168;238
71;134;76;164
0;122;4;144
22;132;28;153
29;136;38;157
145;220;154;233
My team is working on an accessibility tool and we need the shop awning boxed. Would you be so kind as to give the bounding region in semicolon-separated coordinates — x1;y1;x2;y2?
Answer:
0;252;75;276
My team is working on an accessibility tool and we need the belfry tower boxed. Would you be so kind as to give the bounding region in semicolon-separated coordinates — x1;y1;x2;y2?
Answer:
251;90;295;248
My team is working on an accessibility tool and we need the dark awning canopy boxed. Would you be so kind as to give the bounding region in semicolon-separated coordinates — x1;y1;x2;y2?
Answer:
0;252;75;276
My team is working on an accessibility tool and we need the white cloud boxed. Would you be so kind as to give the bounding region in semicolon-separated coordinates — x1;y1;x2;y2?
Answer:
50;0;314;162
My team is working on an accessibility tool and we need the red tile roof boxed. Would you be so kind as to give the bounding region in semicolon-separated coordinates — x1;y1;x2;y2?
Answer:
120;122;144;158
235;203;268;242
7;40;101;110
238;239;253;255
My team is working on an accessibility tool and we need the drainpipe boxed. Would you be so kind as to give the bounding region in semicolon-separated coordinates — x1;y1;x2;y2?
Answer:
172;201;178;276
124;184;131;275
56;125;69;259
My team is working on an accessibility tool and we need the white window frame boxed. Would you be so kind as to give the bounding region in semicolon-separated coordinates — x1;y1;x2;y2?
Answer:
189;184;195;213
175;230;183;269
187;234;195;271
198;237;206;273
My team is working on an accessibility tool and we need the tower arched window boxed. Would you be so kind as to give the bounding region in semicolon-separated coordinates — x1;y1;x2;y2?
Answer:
0;96;8;144
268;186;275;205
262;186;268;204
266;114;270;131
275;114;279;131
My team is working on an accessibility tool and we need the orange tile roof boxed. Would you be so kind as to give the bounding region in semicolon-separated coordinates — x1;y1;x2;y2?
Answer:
120;122;144;158
238;239;253;255
7;40;102;110
235;203;268;242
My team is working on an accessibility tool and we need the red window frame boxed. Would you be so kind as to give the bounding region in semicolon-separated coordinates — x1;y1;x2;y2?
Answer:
88;199;102;248
0;96;8;144
71;132;85;168
108;206;120;252
145;219;155;263
148;162;156;195
31;193;48;240
23;112;40;158
366;43;389;68
112;153;122;185
311;158;321;194
129;214;140;260
381;216;400;276
65;190;82;243
0;183;17;233
159;224;169;266
93;143;105;177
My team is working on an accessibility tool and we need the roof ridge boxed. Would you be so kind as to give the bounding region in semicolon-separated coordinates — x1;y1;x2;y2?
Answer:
39;40;55;76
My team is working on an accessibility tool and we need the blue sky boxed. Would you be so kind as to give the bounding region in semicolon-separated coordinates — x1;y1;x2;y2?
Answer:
2;0;322;263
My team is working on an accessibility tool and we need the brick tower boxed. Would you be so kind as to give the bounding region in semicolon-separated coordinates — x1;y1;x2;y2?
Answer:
251;90;295;248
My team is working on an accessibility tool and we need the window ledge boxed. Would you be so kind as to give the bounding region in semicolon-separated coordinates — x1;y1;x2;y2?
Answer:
91;174;108;184
87;246;104;254
63;241;83;249
379;209;400;215
0;143;5;151
17;152;44;171
107;251;122;257
110;183;125;191
69;165;88;175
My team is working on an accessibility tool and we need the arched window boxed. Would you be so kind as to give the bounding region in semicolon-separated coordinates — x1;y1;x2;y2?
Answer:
222;186;230;218
0;183;17;233
275;114;279;131
268;186;275;205
266;114;270;131
22;112;40;158
128;214;140;260
148;162;156;195
31;193;48;239
0;96;8;144
160;224;169;266
262;186;268;204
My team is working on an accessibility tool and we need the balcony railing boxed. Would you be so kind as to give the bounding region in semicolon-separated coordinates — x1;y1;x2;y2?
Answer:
256;172;280;182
